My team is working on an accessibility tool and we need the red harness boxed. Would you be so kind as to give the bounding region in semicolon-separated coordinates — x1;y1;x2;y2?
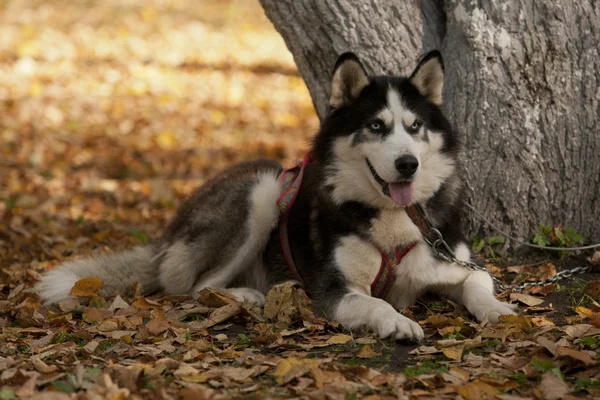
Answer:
276;153;431;299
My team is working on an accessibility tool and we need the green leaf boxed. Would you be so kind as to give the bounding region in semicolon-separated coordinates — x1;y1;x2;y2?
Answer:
471;236;485;253
532;233;550;247
84;368;102;379
565;228;584;244
0;389;16;400
531;359;554;372
539;224;552;235
53;381;76;394
554;228;566;245
487;235;505;246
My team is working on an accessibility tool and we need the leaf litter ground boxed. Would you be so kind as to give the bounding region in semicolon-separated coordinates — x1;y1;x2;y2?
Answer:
1;0;600;399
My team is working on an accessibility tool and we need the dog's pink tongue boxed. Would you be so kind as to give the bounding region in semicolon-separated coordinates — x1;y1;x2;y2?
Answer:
389;182;413;207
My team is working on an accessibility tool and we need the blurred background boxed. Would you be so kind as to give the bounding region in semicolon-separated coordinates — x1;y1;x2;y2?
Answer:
0;0;318;273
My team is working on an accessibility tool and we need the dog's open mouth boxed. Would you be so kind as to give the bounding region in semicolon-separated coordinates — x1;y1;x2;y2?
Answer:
366;158;413;207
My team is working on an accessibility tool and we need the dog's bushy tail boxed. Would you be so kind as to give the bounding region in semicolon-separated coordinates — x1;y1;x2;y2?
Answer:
35;246;160;304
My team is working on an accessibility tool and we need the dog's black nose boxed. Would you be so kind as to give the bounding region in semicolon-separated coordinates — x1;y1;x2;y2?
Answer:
395;155;419;177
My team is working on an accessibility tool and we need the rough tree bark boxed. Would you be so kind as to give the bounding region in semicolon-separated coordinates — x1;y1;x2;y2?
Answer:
259;0;600;242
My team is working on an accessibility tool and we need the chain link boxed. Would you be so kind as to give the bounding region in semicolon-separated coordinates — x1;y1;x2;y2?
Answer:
425;228;591;292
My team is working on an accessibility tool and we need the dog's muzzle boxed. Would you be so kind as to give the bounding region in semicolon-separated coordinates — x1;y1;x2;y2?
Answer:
366;158;390;196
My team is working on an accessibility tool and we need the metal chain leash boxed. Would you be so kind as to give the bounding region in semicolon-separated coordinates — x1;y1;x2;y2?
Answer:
424;227;592;292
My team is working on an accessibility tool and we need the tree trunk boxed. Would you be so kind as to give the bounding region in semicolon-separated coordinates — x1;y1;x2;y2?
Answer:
259;0;600;242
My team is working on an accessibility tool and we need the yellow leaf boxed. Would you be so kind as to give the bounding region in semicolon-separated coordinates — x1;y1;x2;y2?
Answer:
531;316;555;327
69;277;103;297
442;344;465;361
575;306;593;317
498;314;533;330
271;357;319;385
326;334;352;345
457;379;499;400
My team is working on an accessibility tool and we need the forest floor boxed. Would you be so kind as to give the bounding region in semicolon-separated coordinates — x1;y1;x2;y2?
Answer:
1;0;599;399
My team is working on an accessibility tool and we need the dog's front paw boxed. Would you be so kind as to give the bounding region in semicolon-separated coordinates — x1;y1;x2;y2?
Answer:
474;300;518;323
375;313;424;341
227;288;266;306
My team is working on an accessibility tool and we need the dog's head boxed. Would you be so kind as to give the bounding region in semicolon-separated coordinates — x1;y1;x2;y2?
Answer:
315;51;459;209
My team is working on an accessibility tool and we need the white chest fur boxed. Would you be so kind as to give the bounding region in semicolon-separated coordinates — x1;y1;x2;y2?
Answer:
369;208;423;252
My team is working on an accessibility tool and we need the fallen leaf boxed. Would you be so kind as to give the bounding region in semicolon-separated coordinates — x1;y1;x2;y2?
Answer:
15;372;39;398
563;324;593;338
326;334;352;345
457;379;499;400
510;293;544;306
69;277;103;297
442;344;464;361
187;303;241;331
585;280;600;297
539;372;569;400
356;345;381;359
592;313;600;328
271;357;319;384
31;357;57;373
555;345;595;365
146;318;170;335
531;316;555;327
537;336;557;356
589;251;600;266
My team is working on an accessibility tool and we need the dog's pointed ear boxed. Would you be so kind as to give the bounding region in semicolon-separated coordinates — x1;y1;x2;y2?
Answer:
330;52;369;109
410;50;444;105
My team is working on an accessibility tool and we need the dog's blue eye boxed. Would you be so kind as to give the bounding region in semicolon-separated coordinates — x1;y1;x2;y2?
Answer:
368;121;383;132
410;121;422;131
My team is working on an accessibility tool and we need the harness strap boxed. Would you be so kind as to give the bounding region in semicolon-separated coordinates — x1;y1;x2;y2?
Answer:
277;153;433;299
276;152;313;283
371;243;416;298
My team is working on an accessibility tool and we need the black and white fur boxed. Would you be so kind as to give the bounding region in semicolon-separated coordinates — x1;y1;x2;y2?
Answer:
36;51;516;341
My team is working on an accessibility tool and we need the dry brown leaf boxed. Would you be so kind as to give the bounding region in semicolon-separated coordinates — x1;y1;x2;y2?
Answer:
31;356;57;373
555;345;595;365
591;313;600;328
57;297;81;312
419;314;463;328
510;293;545;306
499;314;534;330
537;336;557;356
96;320;119;332
197;288;239;307
589;251;600;266
356;345;381;359
145;318;170;335
187;303;241;331
585;280;600;297
457;379;499;400
69;277;103;297
179;387;214;400
563;324;593;338
263;281;313;324
539;372;569;400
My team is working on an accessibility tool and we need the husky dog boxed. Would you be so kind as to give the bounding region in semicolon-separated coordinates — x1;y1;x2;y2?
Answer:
37;51;517;341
